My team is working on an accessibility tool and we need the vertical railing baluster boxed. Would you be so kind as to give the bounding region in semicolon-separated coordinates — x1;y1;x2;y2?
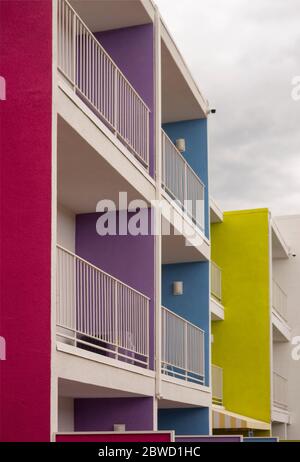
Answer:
114;67;118;135
114;280;118;360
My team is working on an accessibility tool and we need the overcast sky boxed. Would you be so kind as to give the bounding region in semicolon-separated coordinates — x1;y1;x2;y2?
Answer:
155;0;300;216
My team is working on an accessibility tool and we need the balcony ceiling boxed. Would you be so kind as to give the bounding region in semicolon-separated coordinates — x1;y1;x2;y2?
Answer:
161;217;208;264
161;40;207;123
58;378;147;399
57;116;152;214
272;223;289;259
69;0;152;33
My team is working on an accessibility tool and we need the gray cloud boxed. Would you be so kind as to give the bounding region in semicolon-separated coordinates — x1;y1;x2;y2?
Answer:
155;0;300;215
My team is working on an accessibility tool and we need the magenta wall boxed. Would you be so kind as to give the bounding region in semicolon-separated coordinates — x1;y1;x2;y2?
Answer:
95;24;154;177
74;397;153;432
0;1;52;441
75;211;155;369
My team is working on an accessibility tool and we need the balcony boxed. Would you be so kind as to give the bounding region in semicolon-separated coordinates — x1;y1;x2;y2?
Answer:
272;280;288;322
273;371;288;411
161;129;205;232
211;262;222;302
161;306;205;385
57;0;150;170
272;370;289;425
212;365;223;406
272;280;291;342
210;262;224;321
56;245;150;368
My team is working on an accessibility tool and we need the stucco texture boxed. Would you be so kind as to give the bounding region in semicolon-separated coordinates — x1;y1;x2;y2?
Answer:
211;209;271;423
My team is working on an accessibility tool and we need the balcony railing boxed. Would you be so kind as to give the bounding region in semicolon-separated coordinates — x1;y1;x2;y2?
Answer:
212;365;223;405
56;245;150;368
272;280;288;322
161;129;205;231
161;306;205;385
273;371;288;410
211;262;222;302
57;0;150;169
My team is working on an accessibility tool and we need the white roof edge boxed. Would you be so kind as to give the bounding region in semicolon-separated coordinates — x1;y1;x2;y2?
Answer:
275;213;300;220
140;0;156;21
270;217;290;258
210;197;223;223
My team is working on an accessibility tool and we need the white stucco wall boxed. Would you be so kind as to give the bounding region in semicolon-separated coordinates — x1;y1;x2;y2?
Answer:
273;215;300;440
58;397;74;432
57;203;75;252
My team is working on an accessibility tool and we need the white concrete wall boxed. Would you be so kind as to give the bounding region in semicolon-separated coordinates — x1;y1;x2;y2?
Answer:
274;215;300;440
272;422;287;440
57;203;75;252
58;397;74;432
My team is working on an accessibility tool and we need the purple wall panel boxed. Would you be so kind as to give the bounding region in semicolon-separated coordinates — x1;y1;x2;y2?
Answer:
95;24;154;177
75;210;155;369
176;436;243;443
74;398;154;432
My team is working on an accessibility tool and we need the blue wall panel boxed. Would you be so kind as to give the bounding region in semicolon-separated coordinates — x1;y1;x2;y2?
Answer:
161;119;210;438
162;262;210;386
163;119;209;238
158;408;210;436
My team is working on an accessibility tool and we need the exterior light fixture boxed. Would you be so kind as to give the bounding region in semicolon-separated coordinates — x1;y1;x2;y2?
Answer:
114;424;126;432
172;281;183;296
175;138;186;153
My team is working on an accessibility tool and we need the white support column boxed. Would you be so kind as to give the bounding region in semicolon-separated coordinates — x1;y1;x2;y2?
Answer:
51;0;59;442
153;396;158;431
154;7;162;401
269;213;274;427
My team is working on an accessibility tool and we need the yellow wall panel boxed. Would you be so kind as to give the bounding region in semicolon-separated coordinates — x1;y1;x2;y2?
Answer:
211;209;271;423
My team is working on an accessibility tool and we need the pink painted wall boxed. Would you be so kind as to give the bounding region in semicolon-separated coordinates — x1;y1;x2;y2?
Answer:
56;432;173;442
0;1;52;441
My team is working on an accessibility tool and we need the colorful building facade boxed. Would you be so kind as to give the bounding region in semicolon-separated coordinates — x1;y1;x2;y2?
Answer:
0;0;212;441
210;207;300;439
0;0;299;443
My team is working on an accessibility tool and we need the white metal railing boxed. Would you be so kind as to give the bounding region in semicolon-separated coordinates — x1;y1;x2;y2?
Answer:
273;371;288;410
161;129;205;230
272;280;288;322
161;306;205;384
212;365;223;405
57;0;150;169
211;262;222;302
56;245;150;367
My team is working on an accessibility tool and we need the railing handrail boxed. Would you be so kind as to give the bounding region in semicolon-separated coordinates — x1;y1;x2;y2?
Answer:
60;0;150;113
272;279;288;321
211;261;222;273
273;370;288;409
212;364;223;372
212;364;223;405
273;279;288;299
57;244;150;301
161;305;205;334
211;260;222;302
161;129;205;189
161;305;205;384
273;370;288;382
